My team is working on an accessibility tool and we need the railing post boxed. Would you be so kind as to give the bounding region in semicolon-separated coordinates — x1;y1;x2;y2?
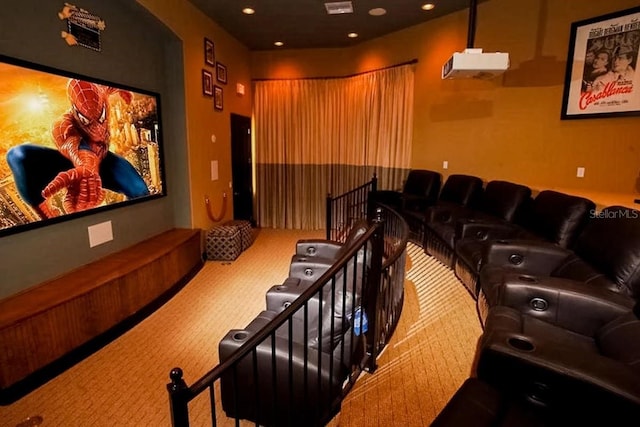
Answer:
167;367;190;427
326;192;332;240
364;207;384;373
367;174;378;222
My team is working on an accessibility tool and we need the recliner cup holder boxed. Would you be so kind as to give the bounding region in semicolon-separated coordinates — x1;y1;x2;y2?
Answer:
233;331;249;341
508;336;535;352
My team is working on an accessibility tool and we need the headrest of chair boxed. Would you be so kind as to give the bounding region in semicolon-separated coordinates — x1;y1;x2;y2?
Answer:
479;180;532;222
574;206;640;298
403;170;442;198
439;174;484;207
523;190;595;248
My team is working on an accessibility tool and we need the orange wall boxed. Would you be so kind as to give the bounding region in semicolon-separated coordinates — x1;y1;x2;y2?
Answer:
138;0;253;230
251;0;640;197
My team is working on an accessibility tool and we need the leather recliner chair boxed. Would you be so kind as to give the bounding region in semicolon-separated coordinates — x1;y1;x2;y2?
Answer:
431;377;558;427
476;206;640;325
471;302;640;425
454;190;595;297
219;265;366;426
424;180;532;268
266;219;370;315
371;169;442;214
403;173;484;244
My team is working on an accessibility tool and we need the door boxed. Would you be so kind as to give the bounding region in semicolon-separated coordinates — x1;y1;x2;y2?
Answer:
230;113;254;225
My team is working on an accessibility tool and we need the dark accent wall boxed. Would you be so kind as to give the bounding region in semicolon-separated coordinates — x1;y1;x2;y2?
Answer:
0;0;190;298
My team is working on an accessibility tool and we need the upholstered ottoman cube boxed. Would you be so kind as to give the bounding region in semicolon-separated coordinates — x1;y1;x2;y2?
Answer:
223;220;254;251
206;225;241;261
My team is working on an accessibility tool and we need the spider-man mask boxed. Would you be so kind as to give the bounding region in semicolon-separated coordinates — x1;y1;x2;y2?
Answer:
67;79;109;143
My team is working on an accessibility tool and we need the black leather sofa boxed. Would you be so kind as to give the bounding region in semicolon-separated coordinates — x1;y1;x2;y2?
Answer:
372;169;441;215
218;221;373;426
379;170;640;424
454;190;595;297
477;205;640;324
403;173;484;244
424;180;532;269
430;204;640;425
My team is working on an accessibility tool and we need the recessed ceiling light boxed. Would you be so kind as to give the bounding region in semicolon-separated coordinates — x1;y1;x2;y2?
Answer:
421;4;435;11
242;7;255;15
348;32;358;38
369;8;386;16
274;41;284;47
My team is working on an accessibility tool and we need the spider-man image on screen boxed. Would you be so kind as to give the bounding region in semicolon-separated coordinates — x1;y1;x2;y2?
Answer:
6;79;151;219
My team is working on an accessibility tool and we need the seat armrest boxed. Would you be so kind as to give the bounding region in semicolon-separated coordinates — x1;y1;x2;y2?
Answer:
497;275;634;336
295;240;342;258
400;194;433;212
265;278;323;321
482;240;572;275
425;204;471;224
288;256;332;282
455;219;524;241
476;319;640;412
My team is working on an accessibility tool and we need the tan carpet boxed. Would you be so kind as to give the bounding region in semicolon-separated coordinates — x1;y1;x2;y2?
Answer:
0;231;481;427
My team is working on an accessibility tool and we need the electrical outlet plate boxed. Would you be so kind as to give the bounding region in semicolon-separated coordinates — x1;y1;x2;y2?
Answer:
443;160;448;169
88;221;113;248
576;167;585;178
211;160;219;181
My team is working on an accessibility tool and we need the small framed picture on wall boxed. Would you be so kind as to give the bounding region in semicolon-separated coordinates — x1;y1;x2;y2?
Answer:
204;38;215;66
202;69;213;96
216;62;227;84
214;85;223;111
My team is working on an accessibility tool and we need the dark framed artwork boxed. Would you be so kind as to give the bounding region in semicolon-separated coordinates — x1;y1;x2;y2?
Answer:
202;69;213;96
216;62;227;84
214;85;223;111
0;54;167;238
561;6;640;120
204;38;215;66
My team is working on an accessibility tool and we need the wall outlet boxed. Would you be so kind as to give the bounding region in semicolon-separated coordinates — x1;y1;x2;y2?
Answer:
576;167;585;178
442;160;449;170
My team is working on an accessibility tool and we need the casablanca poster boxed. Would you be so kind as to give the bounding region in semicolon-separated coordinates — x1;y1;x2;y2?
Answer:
562;6;640;119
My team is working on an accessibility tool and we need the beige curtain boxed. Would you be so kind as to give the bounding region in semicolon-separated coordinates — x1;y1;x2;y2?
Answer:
254;63;414;229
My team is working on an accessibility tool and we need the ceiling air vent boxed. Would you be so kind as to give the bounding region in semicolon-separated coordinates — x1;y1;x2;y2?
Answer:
325;1;353;15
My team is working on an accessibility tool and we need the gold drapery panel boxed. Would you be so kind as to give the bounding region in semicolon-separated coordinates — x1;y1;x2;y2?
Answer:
254;64;415;229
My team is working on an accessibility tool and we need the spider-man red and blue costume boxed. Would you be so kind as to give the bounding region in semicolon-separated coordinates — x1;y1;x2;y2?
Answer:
7;79;149;219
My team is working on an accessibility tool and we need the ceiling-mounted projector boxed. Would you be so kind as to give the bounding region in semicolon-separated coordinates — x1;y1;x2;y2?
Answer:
442;48;510;80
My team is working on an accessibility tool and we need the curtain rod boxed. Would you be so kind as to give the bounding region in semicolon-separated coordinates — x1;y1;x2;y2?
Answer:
252;58;418;82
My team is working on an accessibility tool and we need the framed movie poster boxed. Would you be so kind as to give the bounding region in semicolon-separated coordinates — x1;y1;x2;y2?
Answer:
561;6;640;119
